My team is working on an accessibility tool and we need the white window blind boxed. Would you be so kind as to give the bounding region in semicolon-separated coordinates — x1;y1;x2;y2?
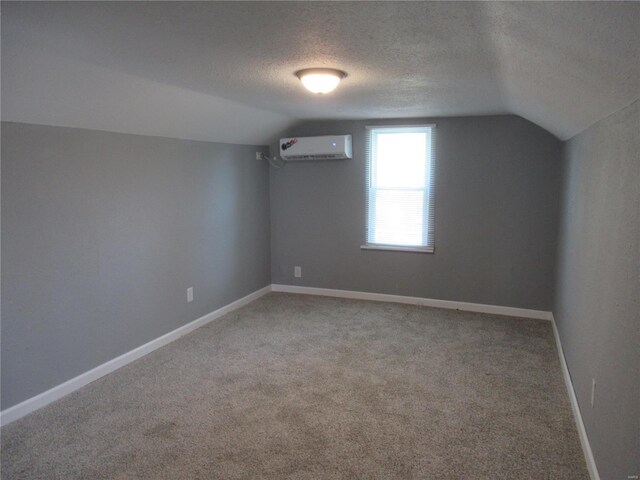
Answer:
364;125;435;252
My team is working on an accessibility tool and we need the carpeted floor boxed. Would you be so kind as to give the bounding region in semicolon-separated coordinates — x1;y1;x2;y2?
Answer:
1;293;588;479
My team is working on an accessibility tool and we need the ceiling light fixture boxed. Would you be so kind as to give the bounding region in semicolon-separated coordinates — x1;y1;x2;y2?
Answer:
296;68;347;94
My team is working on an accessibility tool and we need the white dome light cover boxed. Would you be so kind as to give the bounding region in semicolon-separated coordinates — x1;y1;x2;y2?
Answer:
296;68;347;94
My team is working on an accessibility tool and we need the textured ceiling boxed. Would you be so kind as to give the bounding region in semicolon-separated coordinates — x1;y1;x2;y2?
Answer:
2;1;639;144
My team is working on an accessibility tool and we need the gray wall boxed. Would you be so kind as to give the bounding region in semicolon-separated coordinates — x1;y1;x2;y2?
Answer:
270;115;563;311
554;100;639;480
1;122;271;409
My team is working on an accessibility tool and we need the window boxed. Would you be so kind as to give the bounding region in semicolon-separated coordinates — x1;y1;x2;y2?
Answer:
363;125;435;253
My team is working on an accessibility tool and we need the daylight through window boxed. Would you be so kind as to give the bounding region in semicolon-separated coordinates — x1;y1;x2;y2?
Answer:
364;125;435;252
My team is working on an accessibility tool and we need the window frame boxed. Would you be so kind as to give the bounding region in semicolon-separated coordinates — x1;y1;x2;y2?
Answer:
361;124;436;254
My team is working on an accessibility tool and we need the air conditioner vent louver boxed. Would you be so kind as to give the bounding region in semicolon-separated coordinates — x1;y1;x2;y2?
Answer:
279;135;352;161
285;154;344;161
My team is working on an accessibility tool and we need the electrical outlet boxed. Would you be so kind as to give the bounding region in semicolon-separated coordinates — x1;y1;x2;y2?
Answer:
187;287;194;303
294;266;302;278
591;378;596;408
256;152;263;160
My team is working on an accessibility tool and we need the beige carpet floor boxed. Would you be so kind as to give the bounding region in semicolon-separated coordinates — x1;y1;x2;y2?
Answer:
1;293;588;479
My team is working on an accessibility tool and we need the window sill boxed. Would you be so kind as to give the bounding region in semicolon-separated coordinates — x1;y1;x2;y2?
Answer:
360;244;434;254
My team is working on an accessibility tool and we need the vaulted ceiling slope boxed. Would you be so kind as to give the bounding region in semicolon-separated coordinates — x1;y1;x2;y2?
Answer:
2;2;638;145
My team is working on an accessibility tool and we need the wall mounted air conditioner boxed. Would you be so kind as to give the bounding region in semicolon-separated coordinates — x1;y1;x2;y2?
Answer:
279;135;352;161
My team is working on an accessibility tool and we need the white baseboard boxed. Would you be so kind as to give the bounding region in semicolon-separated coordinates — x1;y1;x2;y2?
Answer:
271;284;553;321
551;314;600;480
0;283;599;479
0;285;272;427
3;281;594;480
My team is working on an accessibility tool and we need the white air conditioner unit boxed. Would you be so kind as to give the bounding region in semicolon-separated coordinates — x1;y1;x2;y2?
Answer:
279;135;352;161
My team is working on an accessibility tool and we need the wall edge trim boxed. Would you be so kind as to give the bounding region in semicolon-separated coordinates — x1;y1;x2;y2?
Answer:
0;285;272;426
551;314;601;480
271;284;553;320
